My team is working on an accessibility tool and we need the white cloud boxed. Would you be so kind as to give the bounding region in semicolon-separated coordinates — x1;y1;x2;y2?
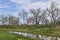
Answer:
27;2;49;9
20;0;50;11
8;0;60;17
10;0;60;9
11;0;30;4
27;0;60;9
10;0;60;16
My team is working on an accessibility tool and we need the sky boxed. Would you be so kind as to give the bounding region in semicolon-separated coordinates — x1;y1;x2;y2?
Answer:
0;0;60;17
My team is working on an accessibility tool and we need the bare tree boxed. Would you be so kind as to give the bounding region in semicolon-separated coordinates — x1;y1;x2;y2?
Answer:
27;17;36;25
46;1;60;25
41;10;49;24
0;15;5;25
4;16;8;25
14;17;19;25
8;16;19;25
30;8;42;24
18;9;28;24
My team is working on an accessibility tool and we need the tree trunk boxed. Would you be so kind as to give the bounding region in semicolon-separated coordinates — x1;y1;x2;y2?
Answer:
36;34;39;40
52;36;53;40
41;35;43;40
36;18;39;24
55;37;57;40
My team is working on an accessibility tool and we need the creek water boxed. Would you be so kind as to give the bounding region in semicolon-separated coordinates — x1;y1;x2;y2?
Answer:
10;31;60;40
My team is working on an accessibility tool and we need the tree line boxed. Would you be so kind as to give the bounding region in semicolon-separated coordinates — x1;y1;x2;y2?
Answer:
0;1;60;26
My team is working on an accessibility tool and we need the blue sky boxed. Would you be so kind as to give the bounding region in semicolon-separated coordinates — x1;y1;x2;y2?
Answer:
0;0;19;16
0;0;60;16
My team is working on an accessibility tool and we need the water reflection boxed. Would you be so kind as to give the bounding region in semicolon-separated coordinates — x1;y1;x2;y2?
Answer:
10;31;60;40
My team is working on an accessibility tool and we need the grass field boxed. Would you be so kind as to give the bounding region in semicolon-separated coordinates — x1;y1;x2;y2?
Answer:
1;26;60;37
0;25;60;40
0;28;35;40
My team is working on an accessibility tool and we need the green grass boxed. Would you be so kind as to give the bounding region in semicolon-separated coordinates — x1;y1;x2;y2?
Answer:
0;25;60;38
0;29;18;40
2;27;60;37
0;28;35;40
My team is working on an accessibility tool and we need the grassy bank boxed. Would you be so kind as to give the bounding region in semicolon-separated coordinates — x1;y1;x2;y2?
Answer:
0;25;60;37
1;27;60;37
0;28;35;40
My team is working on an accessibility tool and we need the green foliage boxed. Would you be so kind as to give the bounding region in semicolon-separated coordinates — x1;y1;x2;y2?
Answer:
0;24;55;30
